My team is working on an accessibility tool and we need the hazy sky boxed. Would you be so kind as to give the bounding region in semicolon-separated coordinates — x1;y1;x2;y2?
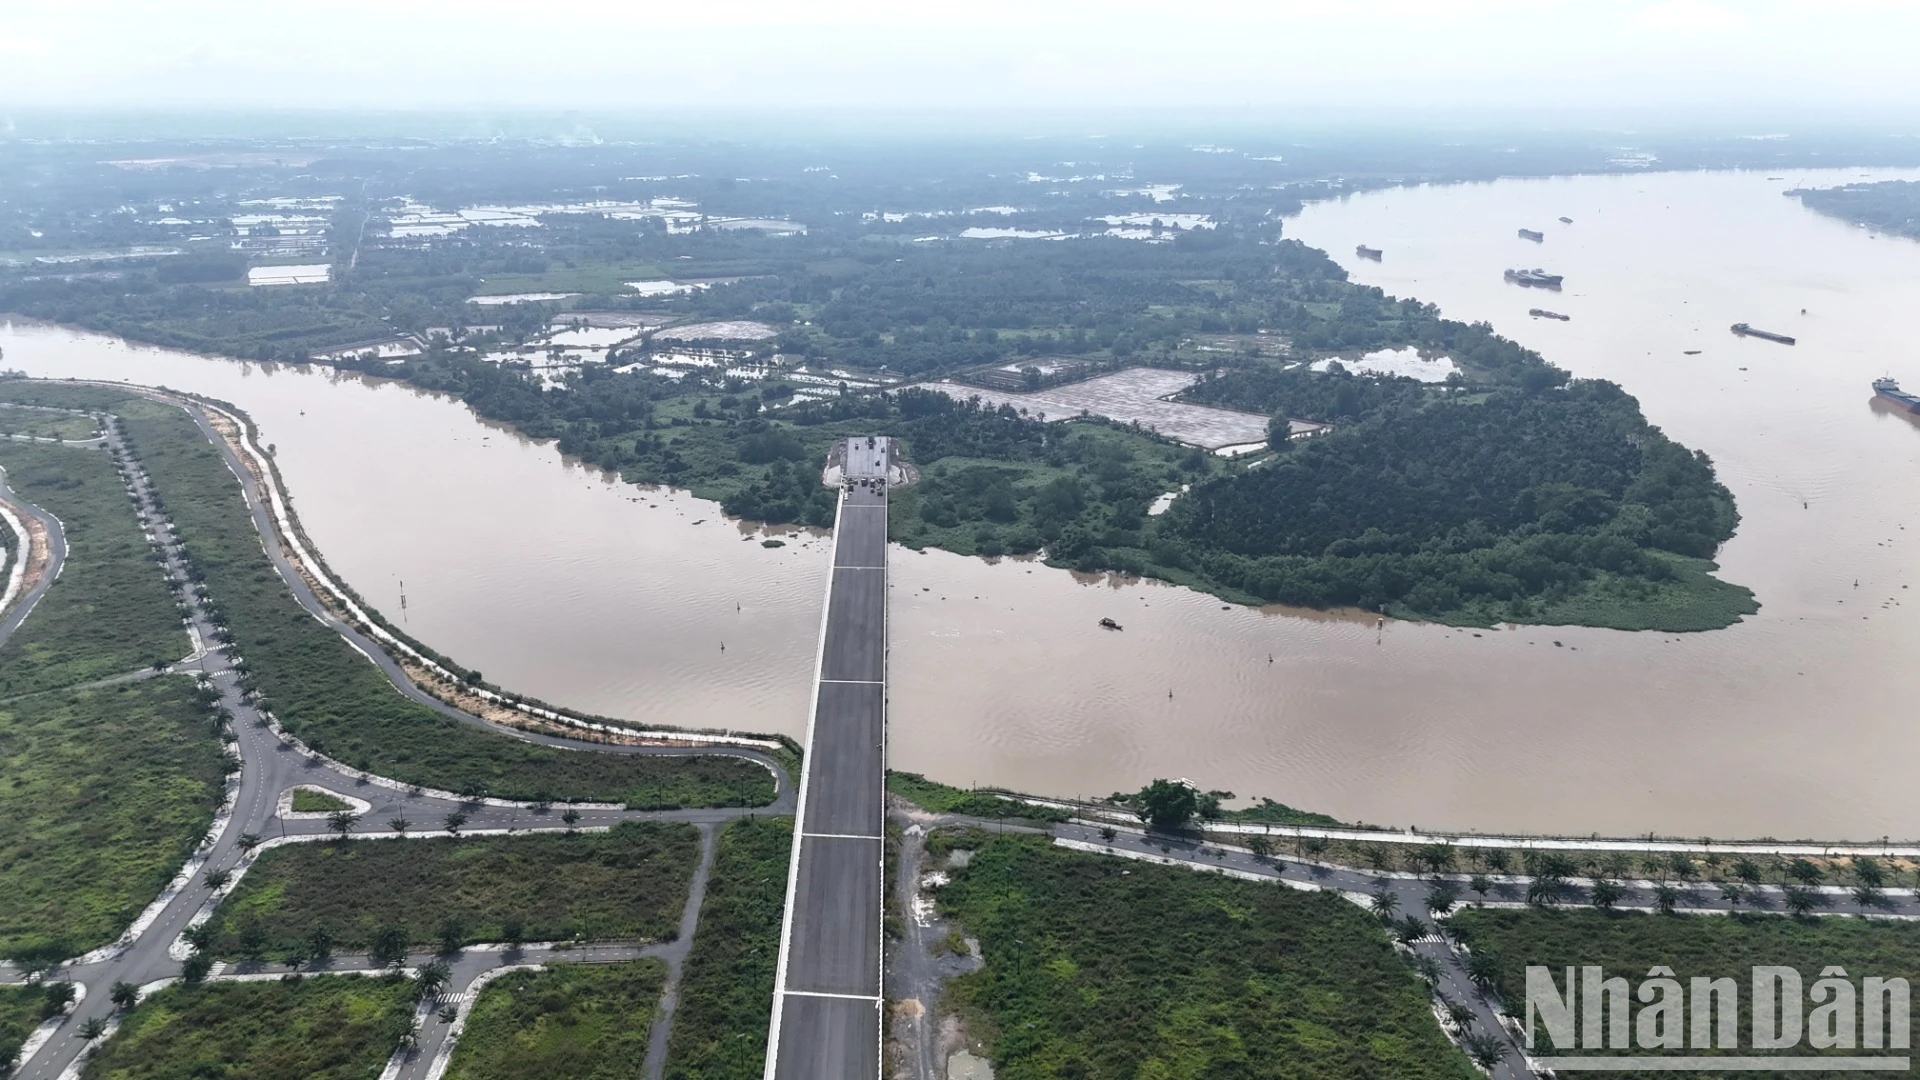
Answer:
5;0;1920;118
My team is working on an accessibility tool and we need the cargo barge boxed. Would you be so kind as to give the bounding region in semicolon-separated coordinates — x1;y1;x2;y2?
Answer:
1504;267;1563;288
1529;308;1571;321
1355;245;1383;260
1731;323;1796;345
1874;377;1920;412
1558;216;1573;224
1518;228;1545;242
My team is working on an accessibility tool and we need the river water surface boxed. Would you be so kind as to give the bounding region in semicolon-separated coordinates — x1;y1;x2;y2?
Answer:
7;166;1920;838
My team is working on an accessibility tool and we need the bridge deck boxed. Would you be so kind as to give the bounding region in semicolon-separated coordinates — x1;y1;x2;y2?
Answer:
766;450;889;1080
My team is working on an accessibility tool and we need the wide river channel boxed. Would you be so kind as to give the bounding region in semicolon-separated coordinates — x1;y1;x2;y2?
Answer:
6;166;1919;839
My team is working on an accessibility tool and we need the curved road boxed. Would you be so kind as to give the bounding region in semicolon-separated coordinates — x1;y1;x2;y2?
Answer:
0;463;69;649
5;396;793;1080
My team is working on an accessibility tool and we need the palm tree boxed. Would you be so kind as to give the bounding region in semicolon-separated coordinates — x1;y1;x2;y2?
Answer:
561;808;581;830
205;867;232;891
1247;835;1273;861
109;981;138;1011
1719;882;1747;908
1853;885;1886;913
1653;883;1682;914
414;961;451;1000
306;924;334;962
1466;950;1503;993
1098;826;1117;843
1786;858;1825;887
1393;914;1428;945
1526;877;1562;907
1783;885;1822;917
1483;849;1510;874
236;832;262;853
1589;879;1623;911
389;818;411;835
1425;884;1459;916
326;810;359;840
1369;887;1400;920
1853;856;1887;889
1465;1031;1506;1070
1733;857;1764;885
1468;875;1493;904
1446;998;1477;1032
443;811;468;837
78;1017;109;1041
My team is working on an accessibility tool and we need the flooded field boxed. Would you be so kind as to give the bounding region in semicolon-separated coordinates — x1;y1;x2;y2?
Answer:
7;167;1920;838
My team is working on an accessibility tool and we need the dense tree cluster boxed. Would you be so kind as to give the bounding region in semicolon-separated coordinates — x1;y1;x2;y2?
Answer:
1794;179;1920;240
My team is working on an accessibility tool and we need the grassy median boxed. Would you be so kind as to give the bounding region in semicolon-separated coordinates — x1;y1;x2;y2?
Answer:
445;961;668;1080
937;834;1477;1079
205;822;699;958
81;975;414;1080
664;815;792;1080
116;399;775;809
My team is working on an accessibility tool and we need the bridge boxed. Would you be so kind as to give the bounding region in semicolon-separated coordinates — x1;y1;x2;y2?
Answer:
764;436;895;1079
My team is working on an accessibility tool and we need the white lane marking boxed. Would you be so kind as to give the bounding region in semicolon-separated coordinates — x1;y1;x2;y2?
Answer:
780;990;882;1001
803;833;884;841
818;679;883;685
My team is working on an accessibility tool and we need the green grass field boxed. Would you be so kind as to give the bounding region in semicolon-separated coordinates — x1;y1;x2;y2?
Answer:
664;816;792;1080
0;680;227;957
445;961;668;1080
289;787;353;813
1450;907;1920;1073
206;823;699;957
0;406;100;442
81;975;414;1080
937;835;1477;1079
0;439;189;695
0;424;221;958
116;399;774;809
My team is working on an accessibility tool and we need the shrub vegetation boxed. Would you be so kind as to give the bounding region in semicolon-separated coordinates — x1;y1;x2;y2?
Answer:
445;961;668;1080
664;816;792;1080
79;975;413;1080
205;823;699;958
937;835;1477;1079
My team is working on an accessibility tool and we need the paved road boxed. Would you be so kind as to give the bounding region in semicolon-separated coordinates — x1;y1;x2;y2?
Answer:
4;395;793;1080
0;456;71;647
766;447;888;1080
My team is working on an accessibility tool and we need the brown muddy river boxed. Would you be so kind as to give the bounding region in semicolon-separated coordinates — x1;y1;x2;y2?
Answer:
6;167;1920;838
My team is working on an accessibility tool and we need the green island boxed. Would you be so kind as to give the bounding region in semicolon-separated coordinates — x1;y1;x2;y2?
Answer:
935;832;1477;1079
205;823;699;958
79;975;415;1080
0;434;224;958
1793;179;1920;240
0;157;1755;630
288;787;353;813
445;961;668;1080
1450;907;1920;1074
112;395;774;807
664;816;792;1080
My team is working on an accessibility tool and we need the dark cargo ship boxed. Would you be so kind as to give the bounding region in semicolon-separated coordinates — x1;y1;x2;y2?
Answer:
1518;228;1545;242
1731;323;1796;345
1504;267;1563;288
1874;377;1920;412
1355;244;1383;260
1558;216;1573;224
1529;308;1571;321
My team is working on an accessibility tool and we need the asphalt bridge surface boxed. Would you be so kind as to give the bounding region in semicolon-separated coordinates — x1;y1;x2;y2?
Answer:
766;440;890;1079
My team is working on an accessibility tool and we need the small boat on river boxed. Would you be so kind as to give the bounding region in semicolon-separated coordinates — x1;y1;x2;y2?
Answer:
1099;617;1124;631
